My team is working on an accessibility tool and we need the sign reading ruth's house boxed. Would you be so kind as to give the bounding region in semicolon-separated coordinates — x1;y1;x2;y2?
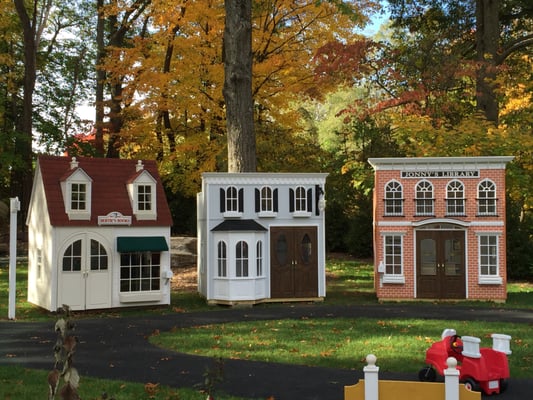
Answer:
401;170;480;178
98;211;132;226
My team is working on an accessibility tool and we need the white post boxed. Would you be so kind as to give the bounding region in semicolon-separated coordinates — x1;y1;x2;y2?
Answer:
444;357;460;400
364;354;379;400
8;197;20;320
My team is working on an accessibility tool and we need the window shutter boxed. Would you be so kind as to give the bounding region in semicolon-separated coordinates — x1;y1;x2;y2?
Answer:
307;188;313;212
315;185;320;216
273;188;278;212
238;188;244;212
220;188;225;213
255;188;260;212
289;188;294;212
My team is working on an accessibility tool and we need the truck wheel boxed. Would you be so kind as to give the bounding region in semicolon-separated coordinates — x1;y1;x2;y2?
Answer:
464;378;480;392
418;366;436;382
500;379;508;393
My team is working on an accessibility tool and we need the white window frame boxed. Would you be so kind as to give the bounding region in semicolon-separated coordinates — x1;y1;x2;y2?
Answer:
62;169;92;220
256;240;263;277
381;233;405;284
217;240;227;277
236;240;249;277
446;180;465;216
477;232;503;284
477;179;497;216
128;170;157;220
384;180;403;216
415;180;434;216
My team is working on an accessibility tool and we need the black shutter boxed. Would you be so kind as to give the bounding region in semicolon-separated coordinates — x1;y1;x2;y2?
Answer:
315;185;320;216
238;188;244;212
255;188;260;212
307;188;313;212
273;188;278;212
289;188;294;212
220;188;226;212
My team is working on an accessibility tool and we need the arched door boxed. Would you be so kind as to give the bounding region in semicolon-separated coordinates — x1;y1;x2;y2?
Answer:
270;226;318;298
59;235;111;310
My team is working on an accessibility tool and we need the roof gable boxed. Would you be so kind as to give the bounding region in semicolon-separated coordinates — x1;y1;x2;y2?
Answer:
34;155;172;227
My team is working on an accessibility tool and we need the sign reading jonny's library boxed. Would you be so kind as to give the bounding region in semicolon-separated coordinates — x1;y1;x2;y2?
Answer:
401;170;480;178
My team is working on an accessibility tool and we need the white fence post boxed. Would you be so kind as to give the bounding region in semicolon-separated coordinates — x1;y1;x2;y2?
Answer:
8;197;20;320
364;354;379;400
444;357;460;400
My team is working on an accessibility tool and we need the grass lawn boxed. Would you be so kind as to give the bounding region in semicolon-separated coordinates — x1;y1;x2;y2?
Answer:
1;257;532;398
0;365;243;400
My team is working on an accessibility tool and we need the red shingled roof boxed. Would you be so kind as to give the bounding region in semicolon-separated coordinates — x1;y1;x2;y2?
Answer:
37;155;173;227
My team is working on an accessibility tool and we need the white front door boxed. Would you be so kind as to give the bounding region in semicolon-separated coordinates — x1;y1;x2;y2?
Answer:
59;235;111;310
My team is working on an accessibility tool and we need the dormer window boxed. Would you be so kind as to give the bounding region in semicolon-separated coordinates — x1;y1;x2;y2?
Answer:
61;163;92;220
128;163;157;220
137;184;152;211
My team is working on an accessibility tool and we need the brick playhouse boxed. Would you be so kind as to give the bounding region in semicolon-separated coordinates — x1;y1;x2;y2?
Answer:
368;156;513;302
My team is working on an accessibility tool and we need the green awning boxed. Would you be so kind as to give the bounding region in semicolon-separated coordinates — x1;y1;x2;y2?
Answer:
117;236;169;252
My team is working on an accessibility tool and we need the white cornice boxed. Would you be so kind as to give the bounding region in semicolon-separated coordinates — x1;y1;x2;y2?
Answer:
202;172;328;185
368;156;514;171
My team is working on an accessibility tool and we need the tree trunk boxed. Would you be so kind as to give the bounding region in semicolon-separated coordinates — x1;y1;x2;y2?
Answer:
12;0;38;218
476;0;500;124
223;0;256;173
95;0;106;157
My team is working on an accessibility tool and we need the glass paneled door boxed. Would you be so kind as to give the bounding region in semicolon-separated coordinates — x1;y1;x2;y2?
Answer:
270;226;318;298
416;230;466;299
59;235;111;310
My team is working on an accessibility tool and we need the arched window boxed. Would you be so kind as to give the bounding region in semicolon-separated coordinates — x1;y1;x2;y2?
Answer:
478;179;497;216
446;180;465;216
256;240;263;276
90;239;108;271
62;240;82;272
415;181;434;216
385;180;403;216
217;241;227;277
236;241;249;277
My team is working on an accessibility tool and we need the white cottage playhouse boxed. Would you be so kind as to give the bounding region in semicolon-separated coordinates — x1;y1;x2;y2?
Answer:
26;155;173;311
197;172;328;305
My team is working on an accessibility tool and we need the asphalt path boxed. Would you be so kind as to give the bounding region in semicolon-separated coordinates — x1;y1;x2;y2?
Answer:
1;304;532;399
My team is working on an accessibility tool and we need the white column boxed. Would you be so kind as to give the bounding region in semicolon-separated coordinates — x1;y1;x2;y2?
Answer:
444;357;460;400
364;354;379;400
8;197;20;320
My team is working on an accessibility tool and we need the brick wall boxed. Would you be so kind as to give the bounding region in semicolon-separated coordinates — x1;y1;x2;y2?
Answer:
372;160;509;302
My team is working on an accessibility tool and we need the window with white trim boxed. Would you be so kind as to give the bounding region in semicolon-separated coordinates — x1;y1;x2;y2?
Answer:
128;171;157;220
478;234;502;284
384;181;403;216
137;184;152;211
90;239;108;271
477;179;497;216
71;183;87;211
217;241;227;277
120;252;161;292
62;240;82;271
236;241;249;277
382;234;405;283
289;186;312;215
255;186;279;216
415;181;434;216
256;240;263;276
220;186;244;216
446;180;465;216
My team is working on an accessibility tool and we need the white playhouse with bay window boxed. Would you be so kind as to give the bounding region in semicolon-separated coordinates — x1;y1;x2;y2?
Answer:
197;172;328;305
26;155;173;311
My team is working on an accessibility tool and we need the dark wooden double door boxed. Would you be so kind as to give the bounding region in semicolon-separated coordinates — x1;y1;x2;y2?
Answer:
270;226;318;298
417;230;466;299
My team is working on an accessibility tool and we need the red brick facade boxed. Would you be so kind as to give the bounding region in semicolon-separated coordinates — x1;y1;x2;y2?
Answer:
368;157;513;302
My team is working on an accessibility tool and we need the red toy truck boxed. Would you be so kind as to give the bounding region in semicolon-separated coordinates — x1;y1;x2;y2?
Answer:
419;328;512;395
